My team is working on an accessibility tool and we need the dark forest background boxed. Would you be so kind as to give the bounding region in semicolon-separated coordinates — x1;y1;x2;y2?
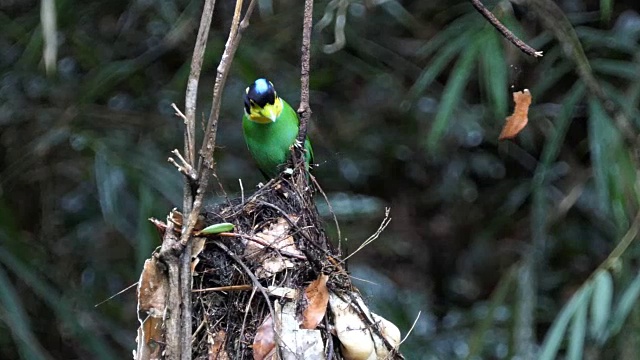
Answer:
2;0;640;358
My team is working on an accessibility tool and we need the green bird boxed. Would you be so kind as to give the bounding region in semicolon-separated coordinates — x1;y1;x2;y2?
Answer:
242;78;313;179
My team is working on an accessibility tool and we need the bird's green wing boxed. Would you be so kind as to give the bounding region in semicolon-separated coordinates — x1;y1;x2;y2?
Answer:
282;100;314;168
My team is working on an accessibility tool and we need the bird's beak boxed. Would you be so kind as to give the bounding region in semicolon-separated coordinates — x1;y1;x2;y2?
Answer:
261;104;278;122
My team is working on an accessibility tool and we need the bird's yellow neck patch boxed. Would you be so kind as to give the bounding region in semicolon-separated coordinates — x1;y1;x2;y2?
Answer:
248;97;283;124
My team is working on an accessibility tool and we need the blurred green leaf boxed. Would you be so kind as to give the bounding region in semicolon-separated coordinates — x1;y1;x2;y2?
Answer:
536;81;586;164
479;30;507;117
136;184;156;270
590;269;613;341
466;265;517;359
0;247;117;359
379;0;421;30
567;290;588;360
426;38;480;151
406;34;468;103
0;265;50;360
539;283;594;360
600;0;613;23
415;12;477;59
576;27;637;54
95;149;124;228
588;97;635;231
588;98;615;219
608;271;640;336
81;61;140;103
591;59;640;80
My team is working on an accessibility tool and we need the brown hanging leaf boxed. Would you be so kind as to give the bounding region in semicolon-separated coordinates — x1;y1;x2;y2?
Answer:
252;314;275;360
499;89;532;140
300;274;330;329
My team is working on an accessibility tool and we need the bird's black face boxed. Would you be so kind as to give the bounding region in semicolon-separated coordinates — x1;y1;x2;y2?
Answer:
244;78;276;113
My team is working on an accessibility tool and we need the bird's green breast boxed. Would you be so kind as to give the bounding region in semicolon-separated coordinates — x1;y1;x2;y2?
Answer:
243;100;312;178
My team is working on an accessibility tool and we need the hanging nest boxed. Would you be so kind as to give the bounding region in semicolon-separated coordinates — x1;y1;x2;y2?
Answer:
136;162;403;360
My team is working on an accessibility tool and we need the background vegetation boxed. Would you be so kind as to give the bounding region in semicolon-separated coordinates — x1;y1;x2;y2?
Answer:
1;0;640;358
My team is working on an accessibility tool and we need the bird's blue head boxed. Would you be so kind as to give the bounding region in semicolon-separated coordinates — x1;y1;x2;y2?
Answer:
244;78;283;124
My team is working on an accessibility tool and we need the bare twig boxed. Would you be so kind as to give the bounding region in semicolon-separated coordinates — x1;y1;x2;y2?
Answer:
598;210;640;272
238;287;258;349
169;149;197;181
310;173;342;249
160;2;257;359
296;0;314;145
239;178;245;204
192;285;253;293
397;311;422;347
470;0;543;57
343;207;391;261
179;0;257;250
173;2;217;359
94;282;138;307
184;0;216;166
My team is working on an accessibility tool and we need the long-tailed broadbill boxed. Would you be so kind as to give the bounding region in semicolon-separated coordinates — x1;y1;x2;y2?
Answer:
242;78;313;178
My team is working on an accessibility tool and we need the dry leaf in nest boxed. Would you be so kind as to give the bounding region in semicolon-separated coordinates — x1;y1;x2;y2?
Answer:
208;330;229;360
244;216;305;278
137;258;167;316
191;236;206;273
136;258;168;360
300;274;329;329
252;314;275;360
499;89;532;140
276;300;324;359
135;316;163;360
148;210;206;237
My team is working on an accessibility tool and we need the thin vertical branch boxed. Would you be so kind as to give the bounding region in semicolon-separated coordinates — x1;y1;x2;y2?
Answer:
175;3;217;359
296;0;314;145
175;8;258;357
184;0;217;166
179;0;257;250
162;1;256;359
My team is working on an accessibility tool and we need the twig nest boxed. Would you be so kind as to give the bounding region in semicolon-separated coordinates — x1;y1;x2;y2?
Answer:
139;165;404;359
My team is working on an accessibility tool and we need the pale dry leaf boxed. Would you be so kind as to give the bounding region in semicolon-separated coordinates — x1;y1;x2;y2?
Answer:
136;315;164;360
300;274;330;329
138;258;167;316
253;314;275;360
267;285;298;299
256;256;295;278
244;217;294;258
499;89;532;140
208;330;229;360
245;216;304;278
191;236;206;273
